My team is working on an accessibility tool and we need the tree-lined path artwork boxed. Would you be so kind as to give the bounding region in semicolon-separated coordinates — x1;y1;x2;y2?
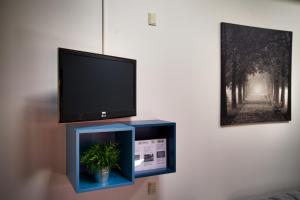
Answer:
221;23;292;126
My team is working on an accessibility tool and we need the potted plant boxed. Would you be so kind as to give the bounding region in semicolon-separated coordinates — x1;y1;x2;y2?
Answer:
80;142;120;185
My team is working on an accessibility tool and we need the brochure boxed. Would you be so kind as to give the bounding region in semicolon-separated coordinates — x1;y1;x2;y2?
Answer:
135;138;167;172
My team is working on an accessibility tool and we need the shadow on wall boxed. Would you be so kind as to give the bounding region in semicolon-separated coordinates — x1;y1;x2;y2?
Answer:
22;93;65;177
48;176;158;200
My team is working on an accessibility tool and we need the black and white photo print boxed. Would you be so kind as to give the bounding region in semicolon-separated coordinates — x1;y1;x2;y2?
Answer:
221;23;292;126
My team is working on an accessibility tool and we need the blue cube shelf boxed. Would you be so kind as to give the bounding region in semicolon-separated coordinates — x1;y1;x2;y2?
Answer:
66;120;176;193
66;123;135;193
125;120;176;178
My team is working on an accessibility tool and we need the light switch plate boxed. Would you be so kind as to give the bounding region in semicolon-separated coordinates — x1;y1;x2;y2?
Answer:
148;13;156;26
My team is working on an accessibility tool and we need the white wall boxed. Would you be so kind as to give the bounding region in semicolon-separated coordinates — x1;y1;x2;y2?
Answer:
1;0;300;200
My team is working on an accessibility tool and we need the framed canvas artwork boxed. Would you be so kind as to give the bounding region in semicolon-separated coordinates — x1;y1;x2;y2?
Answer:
221;22;292;125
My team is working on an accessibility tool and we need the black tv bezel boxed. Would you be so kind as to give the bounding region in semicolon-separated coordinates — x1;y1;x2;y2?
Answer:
58;48;137;123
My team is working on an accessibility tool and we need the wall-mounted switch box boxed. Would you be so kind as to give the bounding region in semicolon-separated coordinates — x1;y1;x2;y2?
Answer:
148;181;157;195
148;13;157;26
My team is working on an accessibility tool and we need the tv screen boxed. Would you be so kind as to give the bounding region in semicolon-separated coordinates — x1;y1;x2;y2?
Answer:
58;48;136;123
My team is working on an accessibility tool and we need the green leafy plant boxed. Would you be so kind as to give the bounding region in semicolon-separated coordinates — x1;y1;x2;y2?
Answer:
80;142;120;174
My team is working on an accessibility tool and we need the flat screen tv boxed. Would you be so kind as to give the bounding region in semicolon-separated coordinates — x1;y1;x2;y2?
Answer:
58;48;136;123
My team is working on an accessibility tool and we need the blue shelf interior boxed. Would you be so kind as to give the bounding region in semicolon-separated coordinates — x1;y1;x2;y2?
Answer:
79;170;131;192
135;168;174;178
127;121;176;178
75;124;134;192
